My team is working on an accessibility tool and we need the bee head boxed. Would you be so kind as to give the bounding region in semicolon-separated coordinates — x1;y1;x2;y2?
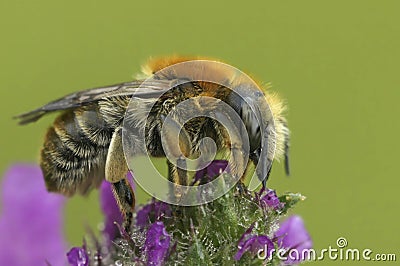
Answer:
228;82;290;184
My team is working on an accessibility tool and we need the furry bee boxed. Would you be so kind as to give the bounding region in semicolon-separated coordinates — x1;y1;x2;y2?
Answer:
16;56;290;232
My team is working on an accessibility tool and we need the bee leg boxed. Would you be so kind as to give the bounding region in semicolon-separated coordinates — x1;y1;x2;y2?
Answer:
249;125;274;189
282;120;291;176
160;114;191;202
105;126;135;232
236;180;246;195
111;178;135;233
213;110;248;182
167;158;188;202
105;127;128;183
167;156;188;185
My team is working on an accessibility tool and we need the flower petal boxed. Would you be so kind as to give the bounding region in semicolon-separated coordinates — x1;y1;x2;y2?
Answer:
234;236;257;261
136;200;172;228
234;224;274;261
253;235;274;257
236;224;255;250
259;188;284;210
206;160;230;178
234;234;274;261
275;215;312;264
0;164;67;265
145;221;171;266
193;160;230;184
100;181;123;242
100;172;135;242
67;247;89;266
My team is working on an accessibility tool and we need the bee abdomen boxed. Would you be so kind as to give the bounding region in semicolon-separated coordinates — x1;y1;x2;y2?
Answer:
53;110;98;158
41;128;84;195
43;127;88;171
75;104;114;146
41;106;112;196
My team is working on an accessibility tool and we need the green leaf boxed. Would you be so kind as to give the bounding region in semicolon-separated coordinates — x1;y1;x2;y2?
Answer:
278;193;306;214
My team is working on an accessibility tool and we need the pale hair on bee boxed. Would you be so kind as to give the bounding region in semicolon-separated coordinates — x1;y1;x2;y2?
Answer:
16;56;290;232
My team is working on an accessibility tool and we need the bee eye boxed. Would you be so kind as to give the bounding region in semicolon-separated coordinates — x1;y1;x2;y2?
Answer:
240;103;261;152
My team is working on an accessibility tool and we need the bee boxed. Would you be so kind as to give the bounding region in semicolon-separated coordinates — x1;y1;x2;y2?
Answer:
16;56;290;232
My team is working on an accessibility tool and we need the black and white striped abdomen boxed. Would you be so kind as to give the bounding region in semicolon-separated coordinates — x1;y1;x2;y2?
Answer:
41;103;117;196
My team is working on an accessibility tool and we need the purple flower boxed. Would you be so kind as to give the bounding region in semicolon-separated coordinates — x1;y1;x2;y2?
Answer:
0;164;67;265
259;188;284;210
193;160;230;184
67;247;89;266
100;181;123;243
100;172;135;243
136;199;172;228
234;224;274;261
275;215;313;264
145;221;171;266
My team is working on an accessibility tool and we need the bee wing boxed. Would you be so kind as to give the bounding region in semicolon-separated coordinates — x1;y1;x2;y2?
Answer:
15;79;178;125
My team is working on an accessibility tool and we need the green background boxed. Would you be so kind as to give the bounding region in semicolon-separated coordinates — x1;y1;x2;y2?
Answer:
1;1;399;264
